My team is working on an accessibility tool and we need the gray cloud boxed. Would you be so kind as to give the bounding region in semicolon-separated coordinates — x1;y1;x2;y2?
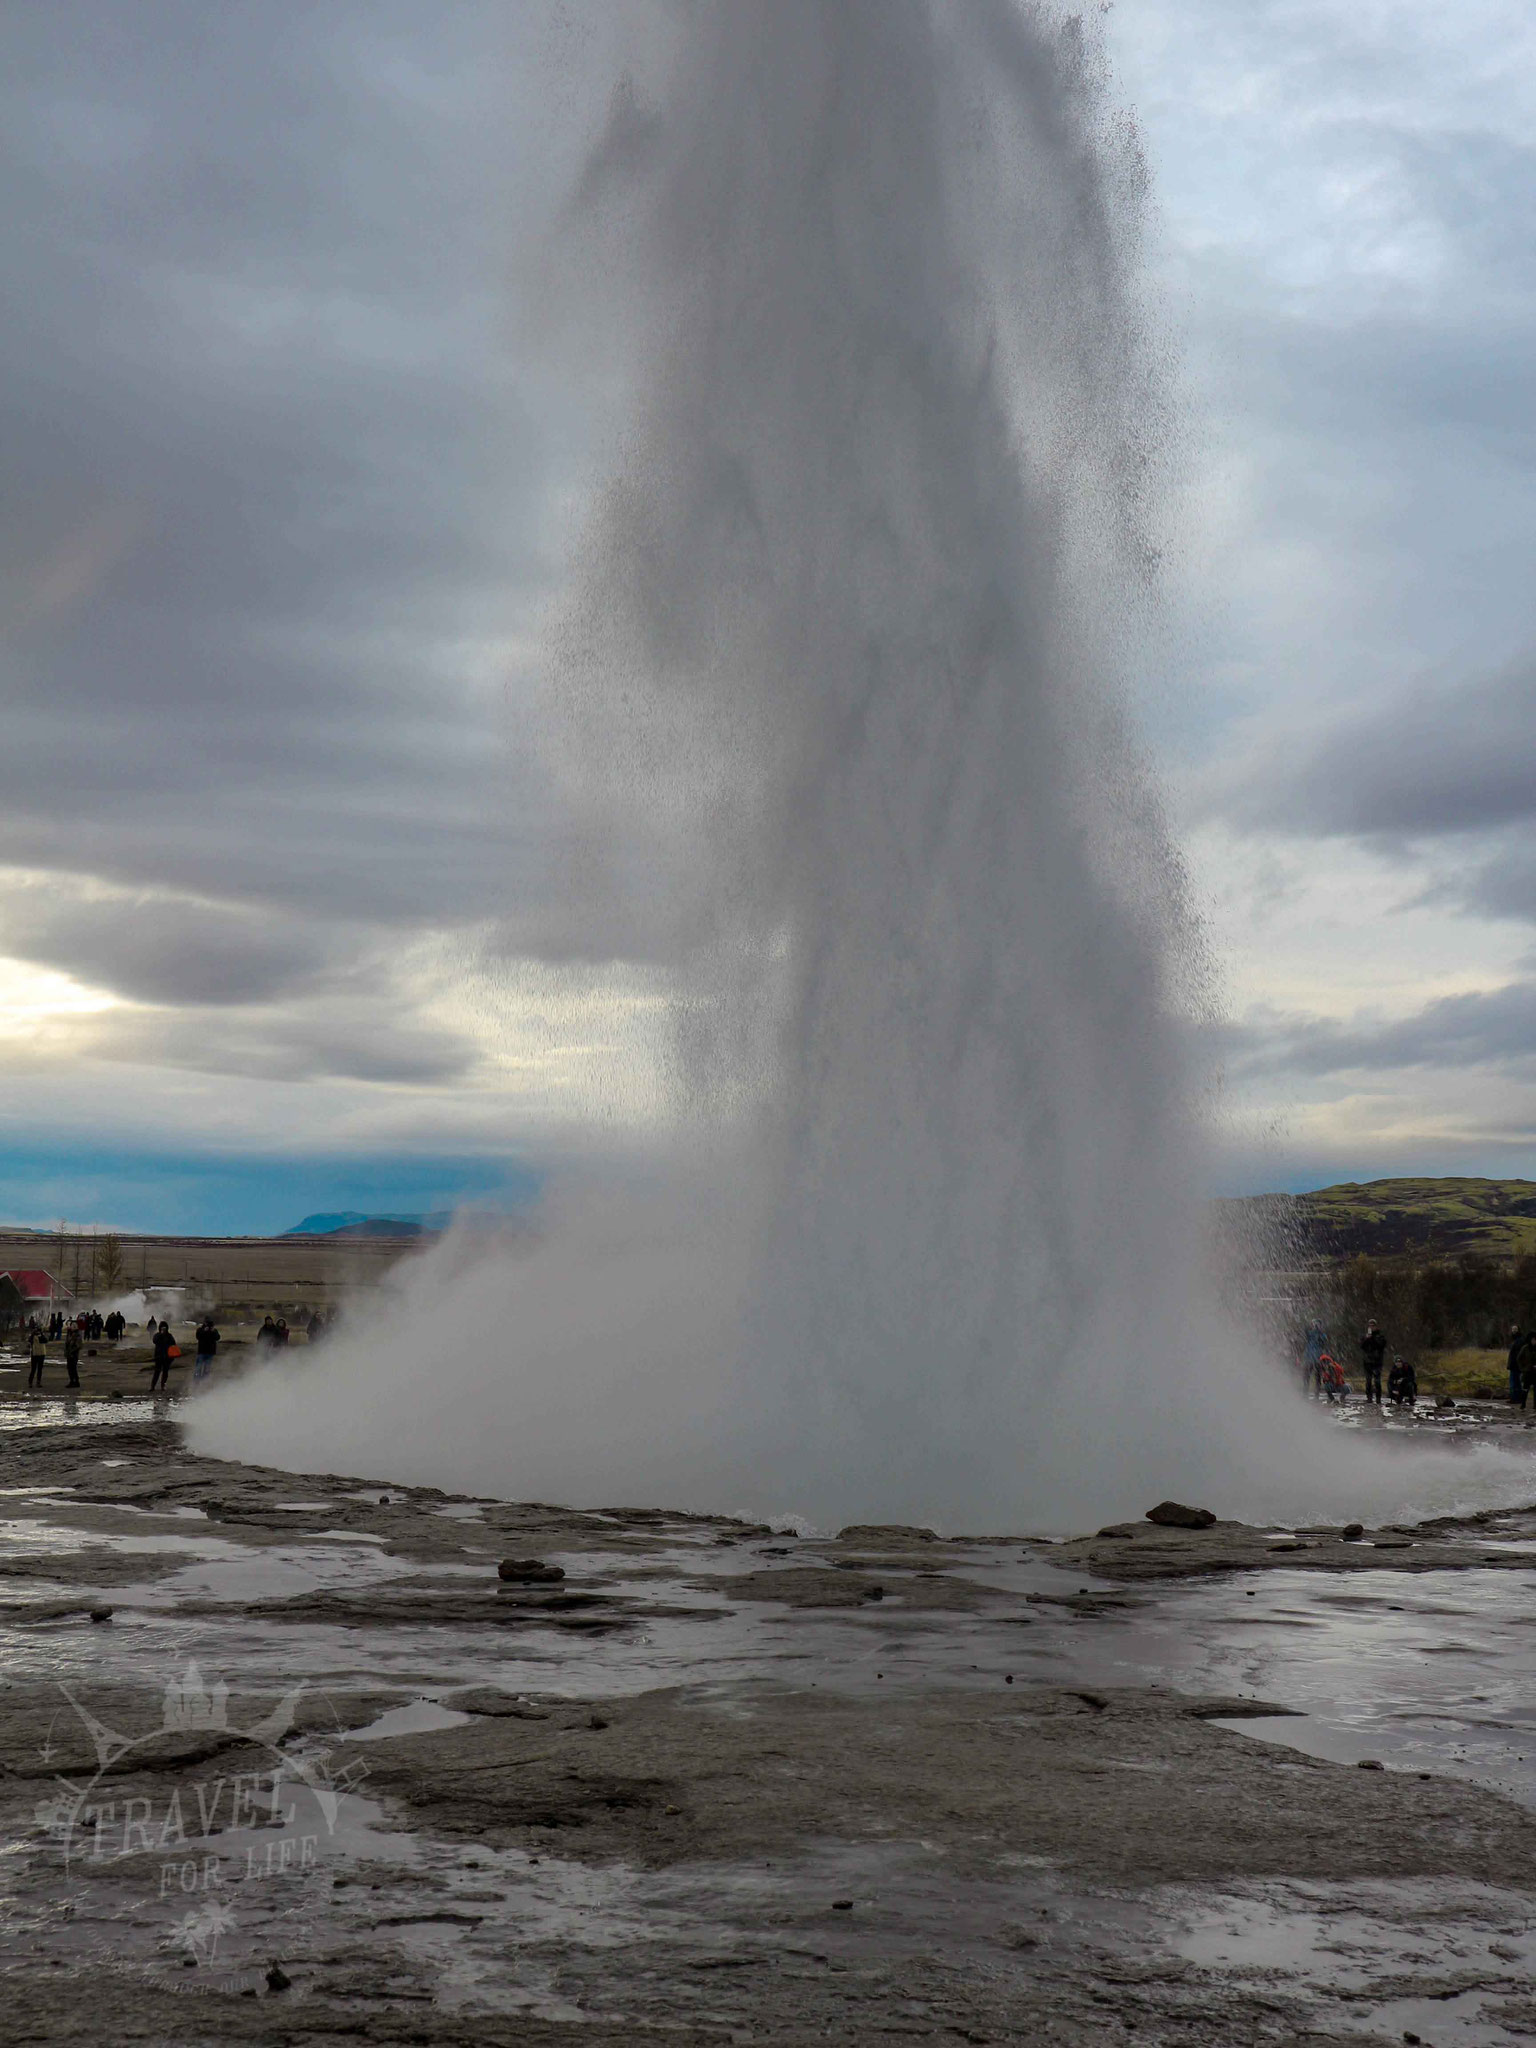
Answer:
1222;979;1536;1081
1454;845;1536;926
1210;657;1536;844
0;888;344;1006
77;1003;477;1090
0;0;573;938
4;0;1536;1192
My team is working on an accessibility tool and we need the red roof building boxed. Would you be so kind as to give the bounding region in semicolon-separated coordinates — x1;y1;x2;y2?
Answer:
0;1271;73;1307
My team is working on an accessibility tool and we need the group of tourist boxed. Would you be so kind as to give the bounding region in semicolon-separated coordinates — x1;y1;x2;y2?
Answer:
23;1313;223;1393
1299;1319;1418;1407
38;1308;124;1341
1300;1318;1536;1409
145;1316;229;1389
258;1308;334;1347
21;1302;334;1396
26;1317;84;1389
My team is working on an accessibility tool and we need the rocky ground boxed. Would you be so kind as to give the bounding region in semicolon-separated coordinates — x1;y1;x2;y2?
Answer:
0;1405;1534;2043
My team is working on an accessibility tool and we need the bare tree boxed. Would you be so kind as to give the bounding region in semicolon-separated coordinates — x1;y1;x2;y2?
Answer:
98;1235;125;1293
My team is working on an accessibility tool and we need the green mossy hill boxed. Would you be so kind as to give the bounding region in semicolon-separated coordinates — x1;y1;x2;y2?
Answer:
1231;1178;1536;1263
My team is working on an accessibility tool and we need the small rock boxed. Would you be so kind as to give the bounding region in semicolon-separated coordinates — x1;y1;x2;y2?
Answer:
1403;2032;1421;2044
265;1963;291;1992
862;1584;885;1601
588;1714;609;1730
1435;1395;1456;1410
1340;1523;1365;1542
832;1899;853;1911
88;1607;113;1624
1358;1759;1384;1770
1144;1501;1216;1529
498;1558;566;1584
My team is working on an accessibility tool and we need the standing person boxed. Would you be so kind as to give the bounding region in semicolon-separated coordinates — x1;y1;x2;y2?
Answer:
149;1320;177;1393
63;1319;81;1390
1303;1321;1329;1400
1360;1320;1387;1405
273;1317;289;1348
26;1323;47;1389
256;1315;277;1351
1506;1326;1532;1405
193;1314;221;1384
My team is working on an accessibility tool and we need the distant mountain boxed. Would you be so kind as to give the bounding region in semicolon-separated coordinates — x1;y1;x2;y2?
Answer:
1222;1177;1536;1264
281;1212;451;1239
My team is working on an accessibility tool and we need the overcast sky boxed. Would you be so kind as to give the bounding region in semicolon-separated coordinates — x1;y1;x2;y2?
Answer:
2;0;1534;1230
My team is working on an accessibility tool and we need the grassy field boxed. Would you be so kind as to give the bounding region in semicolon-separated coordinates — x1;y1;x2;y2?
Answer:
1224;1178;1536;1262
1416;1348;1517;1400
0;1229;428;1320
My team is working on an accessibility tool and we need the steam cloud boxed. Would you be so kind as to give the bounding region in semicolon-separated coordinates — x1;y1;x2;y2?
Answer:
192;2;1536;1531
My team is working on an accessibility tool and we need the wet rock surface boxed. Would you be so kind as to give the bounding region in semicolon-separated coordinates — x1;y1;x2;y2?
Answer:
1047;1514;1536;1581
0;1408;1534;2042
692;1563;1003;1611
331;1678;1536;1885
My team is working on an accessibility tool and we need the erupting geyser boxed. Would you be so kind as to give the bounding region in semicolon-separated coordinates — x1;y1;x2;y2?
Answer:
194;1;1532;1528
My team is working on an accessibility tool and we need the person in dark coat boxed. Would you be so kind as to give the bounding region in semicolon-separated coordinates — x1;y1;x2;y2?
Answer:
1360;1320;1387;1405
193;1316;221;1384
63;1320;81;1389
149;1321;177;1393
1507;1326;1533;1405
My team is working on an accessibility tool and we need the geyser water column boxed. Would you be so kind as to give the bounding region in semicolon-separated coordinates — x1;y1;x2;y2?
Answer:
552;0;1217;1523
198;0;1496;1528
